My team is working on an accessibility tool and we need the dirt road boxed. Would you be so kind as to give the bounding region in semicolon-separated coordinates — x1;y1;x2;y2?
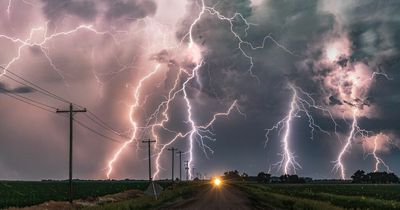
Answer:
161;183;258;210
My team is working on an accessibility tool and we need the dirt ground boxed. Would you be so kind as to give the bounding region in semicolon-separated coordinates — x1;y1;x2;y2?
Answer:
160;184;259;210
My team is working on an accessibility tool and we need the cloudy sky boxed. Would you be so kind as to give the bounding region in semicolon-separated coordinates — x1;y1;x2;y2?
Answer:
0;0;399;180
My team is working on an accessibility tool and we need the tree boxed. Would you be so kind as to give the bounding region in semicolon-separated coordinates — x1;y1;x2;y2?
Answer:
351;170;365;183
257;172;271;183
223;170;241;180
362;171;399;184
279;174;302;183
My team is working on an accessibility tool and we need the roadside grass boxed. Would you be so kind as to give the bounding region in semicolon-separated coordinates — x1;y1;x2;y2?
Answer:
268;184;400;201
237;183;400;210
236;183;343;210
0;180;171;209
82;182;207;210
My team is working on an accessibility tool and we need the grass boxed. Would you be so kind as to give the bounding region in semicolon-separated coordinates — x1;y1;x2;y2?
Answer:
268;184;400;201
82;182;207;210
236;183;343;210
236;183;400;210
0;180;171;209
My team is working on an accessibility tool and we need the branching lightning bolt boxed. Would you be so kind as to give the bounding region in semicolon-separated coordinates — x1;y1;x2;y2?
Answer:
106;64;161;179
106;0;290;180
333;71;392;179
334;109;358;180
266;84;338;175
371;134;391;172
0;24;117;83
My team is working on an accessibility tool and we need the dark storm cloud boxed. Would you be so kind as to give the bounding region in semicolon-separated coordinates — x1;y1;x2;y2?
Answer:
335;1;400;134
176;0;334;113
1;0;400;181
171;0;400;178
170;0;338;177
0;82;34;94
41;0;97;22
41;0;157;26
104;0;157;21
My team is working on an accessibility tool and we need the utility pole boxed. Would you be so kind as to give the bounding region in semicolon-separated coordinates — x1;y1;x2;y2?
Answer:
177;151;183;181
142;139;156;181
56;103;86;203
167;147;177;182
192;167;196;179
184;160;189;181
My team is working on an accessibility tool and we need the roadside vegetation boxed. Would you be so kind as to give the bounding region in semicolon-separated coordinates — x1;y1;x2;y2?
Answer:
236;183;400;210
82;182;207;210
224;169;400;210
0;180;170;209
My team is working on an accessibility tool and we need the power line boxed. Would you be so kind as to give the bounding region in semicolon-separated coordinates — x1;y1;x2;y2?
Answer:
1;66;123;135
0;90;126;144
0;66;71;104
0;90;55;113
73;118;126;144
1;66;127;144
0;86;57;110
84;111;129;139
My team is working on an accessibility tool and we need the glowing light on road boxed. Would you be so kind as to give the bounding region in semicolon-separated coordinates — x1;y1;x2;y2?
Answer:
213;178;222;187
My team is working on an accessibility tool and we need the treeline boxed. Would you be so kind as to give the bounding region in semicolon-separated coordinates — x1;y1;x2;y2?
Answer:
351;170;399;184
222;170;311;183
222;170;400;184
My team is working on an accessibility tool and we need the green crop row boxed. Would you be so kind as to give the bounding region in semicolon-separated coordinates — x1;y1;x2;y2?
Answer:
237;183;400;210
236;183;343;210
0;180;171;208
268;184;400;201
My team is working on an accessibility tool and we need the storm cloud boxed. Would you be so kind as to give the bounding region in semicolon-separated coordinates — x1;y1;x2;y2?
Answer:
0;0;400;181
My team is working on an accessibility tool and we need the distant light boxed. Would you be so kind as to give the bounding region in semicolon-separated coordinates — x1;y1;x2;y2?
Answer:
213;178;222;187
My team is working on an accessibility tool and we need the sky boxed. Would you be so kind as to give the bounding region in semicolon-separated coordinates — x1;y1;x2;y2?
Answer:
0;0;400;181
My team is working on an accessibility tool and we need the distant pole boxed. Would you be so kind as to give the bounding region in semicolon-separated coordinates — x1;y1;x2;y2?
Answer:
142;139;156;181
177;151;183;181
184;161;189;181
167;147;177;182
56;103;87;203
192;167;196;180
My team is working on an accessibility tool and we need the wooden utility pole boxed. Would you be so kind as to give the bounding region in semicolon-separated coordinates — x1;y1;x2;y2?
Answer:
142;139;156;181
167;147;177;182
177;151;183;181
192;167;196;179
184;160;189;181
56;103;86;203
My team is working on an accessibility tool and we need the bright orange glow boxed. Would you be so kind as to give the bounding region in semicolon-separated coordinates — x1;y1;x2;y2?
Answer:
213;178;222;187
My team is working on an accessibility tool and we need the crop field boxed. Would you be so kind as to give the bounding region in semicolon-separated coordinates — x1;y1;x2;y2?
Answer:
237;183;400;210
0;180;171;209
2;181;400;210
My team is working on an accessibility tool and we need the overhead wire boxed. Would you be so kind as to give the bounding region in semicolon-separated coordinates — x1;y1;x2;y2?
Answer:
0;65;128;144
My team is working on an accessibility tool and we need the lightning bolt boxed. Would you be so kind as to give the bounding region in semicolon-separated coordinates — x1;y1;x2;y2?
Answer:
334;109;358;180
105;0;291;180
332;71;392;179
6;0;12;19
106;64;161;179
279;86;299;174
0;24;117;83
266;84;338;174
371;134;391;172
